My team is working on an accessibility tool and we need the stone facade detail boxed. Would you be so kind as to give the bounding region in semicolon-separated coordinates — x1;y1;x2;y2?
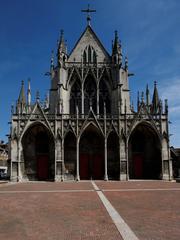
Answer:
9;24;172;181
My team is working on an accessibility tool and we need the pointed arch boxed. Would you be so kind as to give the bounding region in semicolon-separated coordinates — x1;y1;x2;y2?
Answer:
79;121;104;139
128;122;162;179
64;131;76;179
128;120;161;144
21;123;55;181
79;124;104;180
83;45;97;64
83;50;87;64
88;45;92;63
93;50;97;64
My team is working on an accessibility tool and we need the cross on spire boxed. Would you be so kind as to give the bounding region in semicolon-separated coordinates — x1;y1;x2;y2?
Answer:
81;4;96;26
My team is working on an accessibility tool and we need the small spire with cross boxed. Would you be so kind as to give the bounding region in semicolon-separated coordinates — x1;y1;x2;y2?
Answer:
81;4;96;26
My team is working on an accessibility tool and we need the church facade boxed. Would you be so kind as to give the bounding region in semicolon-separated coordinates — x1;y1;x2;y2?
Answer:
9;19;173;181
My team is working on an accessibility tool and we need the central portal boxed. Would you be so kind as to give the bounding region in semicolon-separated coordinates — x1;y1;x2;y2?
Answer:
79;125;104;180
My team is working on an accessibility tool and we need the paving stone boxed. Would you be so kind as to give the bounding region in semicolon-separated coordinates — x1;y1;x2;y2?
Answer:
104;188;180;240
0;183;122;240
0;181;179;240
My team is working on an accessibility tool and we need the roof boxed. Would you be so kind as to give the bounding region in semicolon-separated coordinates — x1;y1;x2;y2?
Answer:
68;25;110;60
170;147;180;157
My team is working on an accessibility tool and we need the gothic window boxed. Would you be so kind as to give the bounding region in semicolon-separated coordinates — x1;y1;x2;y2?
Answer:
93;50;97;64
88;46;92;63
99;78;111;115
83;46;97;64
83;51;87;64
84;76;97;114
70;80;82;114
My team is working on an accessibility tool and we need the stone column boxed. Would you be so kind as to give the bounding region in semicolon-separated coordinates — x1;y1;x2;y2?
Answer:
17;140;21;181
55;138;63;181
162;137;171;180
61;139;65;180
104;138;108;181
82;86;84;115
119;138;128;180
97;86;99;116
76;138;80;181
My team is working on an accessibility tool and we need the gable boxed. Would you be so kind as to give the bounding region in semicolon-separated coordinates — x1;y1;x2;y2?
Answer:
68;26;110;63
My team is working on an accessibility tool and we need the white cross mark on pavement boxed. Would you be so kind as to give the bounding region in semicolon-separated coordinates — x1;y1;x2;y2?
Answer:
91;181;139;240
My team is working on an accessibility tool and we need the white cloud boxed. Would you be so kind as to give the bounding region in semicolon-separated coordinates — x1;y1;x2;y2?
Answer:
159;77;180;146
160;77;180;105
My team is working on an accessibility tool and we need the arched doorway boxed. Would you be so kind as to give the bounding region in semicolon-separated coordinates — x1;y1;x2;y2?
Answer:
128;123;162;179
64;131;76;179
22;124;55;181
107;132;120;180
79;125;104;180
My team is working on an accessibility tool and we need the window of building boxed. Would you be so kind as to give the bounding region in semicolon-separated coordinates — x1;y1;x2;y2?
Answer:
84;76;97;114
83;46;97;64
99;78;111;115
70;80;82;114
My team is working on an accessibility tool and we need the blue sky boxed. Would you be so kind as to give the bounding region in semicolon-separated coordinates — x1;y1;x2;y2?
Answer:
0;0;180;147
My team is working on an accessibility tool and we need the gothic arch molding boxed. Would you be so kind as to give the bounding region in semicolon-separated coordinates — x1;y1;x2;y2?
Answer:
128;121;162;179
79;124;104;180
21;122;55;181
127;120;161;145
79;121;104;139
20;121;55;144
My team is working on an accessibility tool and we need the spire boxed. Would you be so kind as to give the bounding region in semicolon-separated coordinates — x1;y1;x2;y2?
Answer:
44;92;49;109
131;101;134;112
58;30;66;54
125;56;128;71
146;84;150;107
112;30;119;54
141;91;144;103
27;79;31;106
137;91;140;110
36;91;40;103
11;103;14;115
18;80;26;105
165;99;168;114
152;81;160;114
50;50;54;69
112;30;122;65
57;30;67;66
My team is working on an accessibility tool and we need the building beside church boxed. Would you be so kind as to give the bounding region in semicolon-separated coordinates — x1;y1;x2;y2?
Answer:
9;12;173;181
0;141;8;177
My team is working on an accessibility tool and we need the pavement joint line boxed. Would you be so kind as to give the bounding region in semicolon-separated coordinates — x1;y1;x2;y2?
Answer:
102;188;180;192
91;181;100;191
91;181;139;240
0;189;95;193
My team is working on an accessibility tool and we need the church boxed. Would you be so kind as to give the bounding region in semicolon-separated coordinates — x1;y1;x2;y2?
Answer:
9;8;173;181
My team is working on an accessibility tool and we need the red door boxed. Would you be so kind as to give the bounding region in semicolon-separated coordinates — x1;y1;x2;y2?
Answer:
37;155;48;180
133;154;143;179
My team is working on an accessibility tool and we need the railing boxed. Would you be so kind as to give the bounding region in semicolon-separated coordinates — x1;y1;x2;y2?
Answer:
12;112;168;121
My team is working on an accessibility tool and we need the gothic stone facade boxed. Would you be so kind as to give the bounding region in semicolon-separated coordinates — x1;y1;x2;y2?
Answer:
9;25;173;181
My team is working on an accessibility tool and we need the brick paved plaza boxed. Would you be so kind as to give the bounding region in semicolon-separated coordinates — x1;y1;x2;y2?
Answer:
0;181;179;240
